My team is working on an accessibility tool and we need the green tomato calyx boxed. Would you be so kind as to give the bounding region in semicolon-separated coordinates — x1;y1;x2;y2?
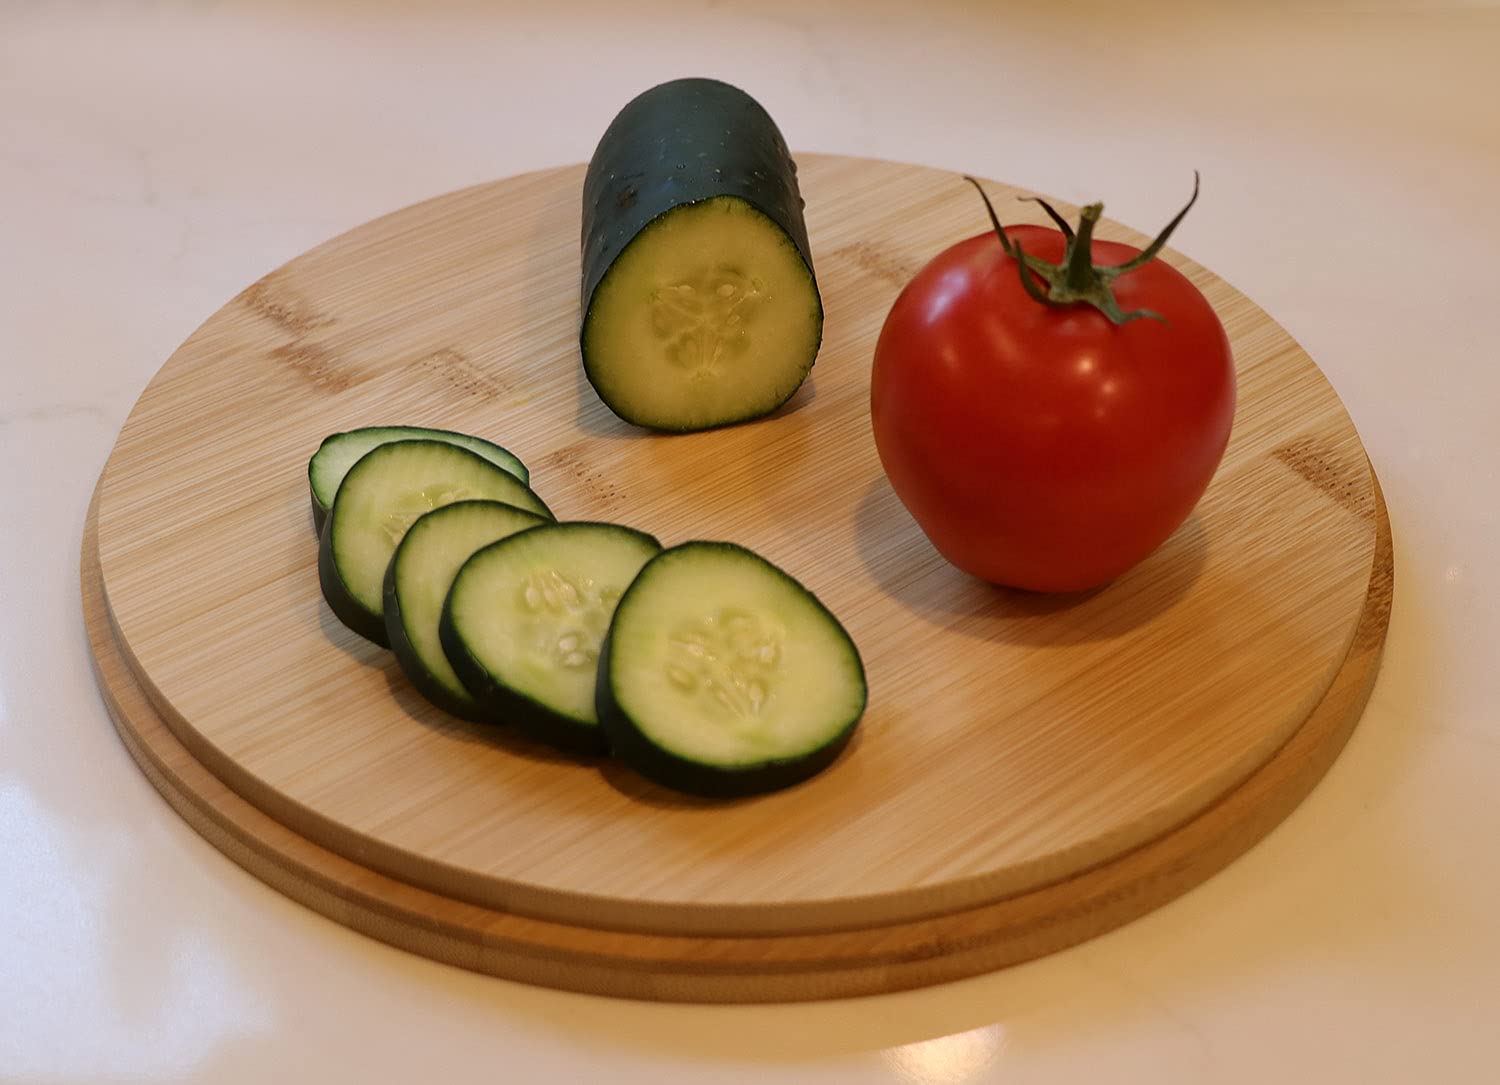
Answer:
962;172;1200;326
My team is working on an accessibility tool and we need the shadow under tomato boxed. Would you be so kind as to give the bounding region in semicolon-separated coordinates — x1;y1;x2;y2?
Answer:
853;478;1209;647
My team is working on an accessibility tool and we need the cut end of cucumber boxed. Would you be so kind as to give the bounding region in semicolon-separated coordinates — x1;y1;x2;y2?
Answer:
582;196;823;432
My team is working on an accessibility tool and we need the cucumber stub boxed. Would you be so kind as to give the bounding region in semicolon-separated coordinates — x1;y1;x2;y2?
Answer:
580;78;823;432
440;522;663;754
597;542;866;797
383;500;549;720
318;440;553;647
308;426;529;536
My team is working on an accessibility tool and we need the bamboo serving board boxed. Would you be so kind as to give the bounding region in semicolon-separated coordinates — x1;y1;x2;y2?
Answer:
87;155;1388;1000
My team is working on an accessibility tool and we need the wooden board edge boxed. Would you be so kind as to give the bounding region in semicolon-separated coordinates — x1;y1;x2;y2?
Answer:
79;472;1393;1003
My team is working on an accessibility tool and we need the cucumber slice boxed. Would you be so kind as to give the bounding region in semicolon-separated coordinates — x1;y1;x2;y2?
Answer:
581;78;823;432
308;426;528;535
318;440;553;646
440;522;662;754
383;500;549;720
597;542;866;797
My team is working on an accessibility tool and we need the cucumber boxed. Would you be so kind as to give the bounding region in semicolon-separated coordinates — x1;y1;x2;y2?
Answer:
308;426;528;536
440;522;662;754
383;500;549;720
319;440;553;646
597;542;865;797
580;78;823;432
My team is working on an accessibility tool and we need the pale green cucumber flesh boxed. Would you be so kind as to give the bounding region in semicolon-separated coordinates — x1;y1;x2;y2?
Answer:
309;426;528;534
599;542;865;794
383;500;548;716
442;522;661;745
319;440;552;645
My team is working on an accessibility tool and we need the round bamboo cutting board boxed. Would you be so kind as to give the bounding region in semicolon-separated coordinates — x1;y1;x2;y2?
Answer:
87;155;1390;1001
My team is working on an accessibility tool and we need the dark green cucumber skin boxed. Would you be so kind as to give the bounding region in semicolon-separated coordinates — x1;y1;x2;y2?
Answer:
317;514;392;648
596;632;860;798
595;542;867;798
438;523;663;757
581;78;817;309
308;427;530;538
580;77;823;430
386;574;484;721
380;502;546;724
438;598;609;756
311;491;329;538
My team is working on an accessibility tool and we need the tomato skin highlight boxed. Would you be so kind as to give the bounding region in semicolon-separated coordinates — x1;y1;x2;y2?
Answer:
870;226;1235;593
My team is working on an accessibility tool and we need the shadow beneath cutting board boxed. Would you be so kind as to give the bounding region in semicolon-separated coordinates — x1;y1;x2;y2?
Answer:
852;479;1208;646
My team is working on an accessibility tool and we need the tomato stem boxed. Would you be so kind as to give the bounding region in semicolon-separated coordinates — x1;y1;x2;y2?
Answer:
962;173;1201;326
1062;204;1105;294
1017;195;1075;240
1009;238;1054;308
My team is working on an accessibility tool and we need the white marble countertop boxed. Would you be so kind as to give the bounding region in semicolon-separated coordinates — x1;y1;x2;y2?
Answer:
4;1;1498;1081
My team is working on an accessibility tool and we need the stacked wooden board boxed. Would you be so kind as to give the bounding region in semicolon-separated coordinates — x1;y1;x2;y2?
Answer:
84;155;1389;1001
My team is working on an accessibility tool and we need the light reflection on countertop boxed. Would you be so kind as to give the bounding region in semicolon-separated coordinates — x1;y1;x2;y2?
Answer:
883;1026;1005;1085
0;782;275;1081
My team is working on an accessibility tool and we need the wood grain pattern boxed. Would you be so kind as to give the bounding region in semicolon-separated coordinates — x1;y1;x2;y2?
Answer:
93;156;1378;940
81;478;1392;1002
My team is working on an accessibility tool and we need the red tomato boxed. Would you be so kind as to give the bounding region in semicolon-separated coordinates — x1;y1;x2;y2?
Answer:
870;210;1235;593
